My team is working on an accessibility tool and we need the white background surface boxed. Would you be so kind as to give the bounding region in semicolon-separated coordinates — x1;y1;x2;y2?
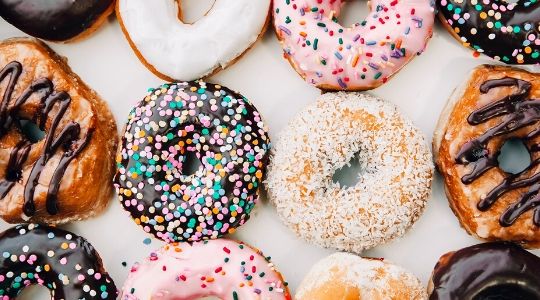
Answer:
1;1;540;298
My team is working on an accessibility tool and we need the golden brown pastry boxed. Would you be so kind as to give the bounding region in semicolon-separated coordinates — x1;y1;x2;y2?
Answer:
0;37;117;224
434;65;540;248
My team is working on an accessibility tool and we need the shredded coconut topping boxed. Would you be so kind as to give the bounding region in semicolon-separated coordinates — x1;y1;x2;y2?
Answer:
265;92;433;252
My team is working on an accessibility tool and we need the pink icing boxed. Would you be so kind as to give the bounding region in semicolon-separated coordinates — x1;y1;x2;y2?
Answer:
121;239;291;300
274;0;435;90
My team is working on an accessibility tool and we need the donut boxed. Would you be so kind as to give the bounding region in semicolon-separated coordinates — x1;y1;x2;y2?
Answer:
0;38;117;224
116;0;271;81
114;81;270;242
0;0;115;42
428;242;540;299
434;65;540;247
273;0;435;90
437;0;540;64
266;92;433;252
0;223;117;299
120;239;291;299
296;253;426;300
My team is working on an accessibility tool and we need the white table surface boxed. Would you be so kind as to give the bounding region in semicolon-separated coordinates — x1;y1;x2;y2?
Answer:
1;1;539;298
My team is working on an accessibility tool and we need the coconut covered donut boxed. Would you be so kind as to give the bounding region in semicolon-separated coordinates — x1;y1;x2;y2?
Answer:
116;0;271;81
265;92;433;252
296;253;426;300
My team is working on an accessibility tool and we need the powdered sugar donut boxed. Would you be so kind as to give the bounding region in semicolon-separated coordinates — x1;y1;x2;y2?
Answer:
121;239;291;299
117;0;271;81
296;253;426;300
274;0;435;90
266;92;433;252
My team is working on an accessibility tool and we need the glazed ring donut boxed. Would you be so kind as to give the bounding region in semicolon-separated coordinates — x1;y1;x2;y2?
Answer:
0;38;117;224
266;92;433;252
437;0;540;64
121;239;291;299
0;0;115;42
114;81;270;242
0;223;117;299
434;65;540;247
116;0;271;81
428;242;540;299
296;253;426;300
273;0;435;90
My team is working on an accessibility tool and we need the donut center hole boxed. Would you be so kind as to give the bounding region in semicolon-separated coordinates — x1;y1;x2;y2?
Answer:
183;151;202;176
15;285;50;299
178;0;216;24
497;138;531;174
337;0;370;28
17;118;45;143
332;152;364;187
473;283;538;300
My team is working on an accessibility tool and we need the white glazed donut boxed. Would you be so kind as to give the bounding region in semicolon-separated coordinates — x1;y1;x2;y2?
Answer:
265;92;433;252
117;0;271;81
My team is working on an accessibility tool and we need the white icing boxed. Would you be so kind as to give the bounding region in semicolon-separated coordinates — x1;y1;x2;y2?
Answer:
118;0;270;80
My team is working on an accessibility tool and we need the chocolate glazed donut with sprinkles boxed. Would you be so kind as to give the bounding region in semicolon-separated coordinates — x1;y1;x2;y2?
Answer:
0;224;117;299
114;81;270;242
438;0;540;63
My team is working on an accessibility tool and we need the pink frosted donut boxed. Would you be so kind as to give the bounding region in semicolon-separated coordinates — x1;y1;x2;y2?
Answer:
121;239;291;300
274;0;435;90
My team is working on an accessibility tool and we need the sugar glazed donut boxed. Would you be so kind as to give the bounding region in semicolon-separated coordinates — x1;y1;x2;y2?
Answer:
114;81;270;242
434;65;540;247
428;242;540;299
0;38;117;224
266;92;433;252
116;0;271;81
0;223;117;299
121;239;291;299
296;253;426;300
437;0;540;64
0;0;115;42
273;0;435;90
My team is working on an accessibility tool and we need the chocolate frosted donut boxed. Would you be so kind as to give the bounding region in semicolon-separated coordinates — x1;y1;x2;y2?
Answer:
0;223;117;299
0;0;114;42
429;242;540;300
437;0;540;64
114;81;270;242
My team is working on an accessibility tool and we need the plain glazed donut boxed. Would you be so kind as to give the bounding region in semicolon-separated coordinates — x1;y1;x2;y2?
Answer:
437;0;540;64
428;242;540;299
0;38;117;225
120;239;291;300
116;0;271;81
114;81;270;242
434;65;540;247
0;223;117;299
273;0;435;90
0;0;115;42
266;92;433;252
296;253;426;300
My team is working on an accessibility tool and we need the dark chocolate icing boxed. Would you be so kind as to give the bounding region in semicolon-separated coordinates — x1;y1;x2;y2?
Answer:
456;76;540;227
0;61;90;217
0;223;117;299
0;0;113;41
429;242;540;300
437;0;540;64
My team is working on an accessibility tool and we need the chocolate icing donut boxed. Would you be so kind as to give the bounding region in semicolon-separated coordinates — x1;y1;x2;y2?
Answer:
437;0;540;64
0;223;117;299
429;242;540;300
0;0;114;41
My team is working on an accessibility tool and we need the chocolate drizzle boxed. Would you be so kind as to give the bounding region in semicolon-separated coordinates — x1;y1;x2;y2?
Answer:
0;61;90;216
456;76;540;227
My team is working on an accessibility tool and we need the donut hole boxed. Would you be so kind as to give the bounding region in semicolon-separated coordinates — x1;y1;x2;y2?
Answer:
17;118;46;143
337;1;371;28
332;152;364;187
14;285;50;299
182;150;203;176
178;0;216;24
473;282;539;300
497;138;531;174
